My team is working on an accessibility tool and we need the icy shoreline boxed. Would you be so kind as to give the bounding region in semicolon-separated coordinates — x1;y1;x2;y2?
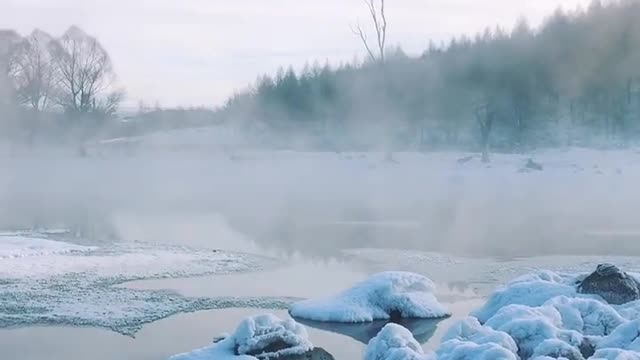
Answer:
0;235;295;336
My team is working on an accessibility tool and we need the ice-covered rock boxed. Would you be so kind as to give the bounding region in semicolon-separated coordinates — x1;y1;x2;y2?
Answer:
578;264;640;305
364;323;433;360
169;314;314;360
289;271;450;322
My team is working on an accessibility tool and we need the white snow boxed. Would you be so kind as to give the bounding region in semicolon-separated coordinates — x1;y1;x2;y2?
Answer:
289;271;450;322
0;240;259;279
169;314;313;360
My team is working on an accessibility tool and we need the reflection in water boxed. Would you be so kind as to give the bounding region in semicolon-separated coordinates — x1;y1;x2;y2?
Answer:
295;317;443;345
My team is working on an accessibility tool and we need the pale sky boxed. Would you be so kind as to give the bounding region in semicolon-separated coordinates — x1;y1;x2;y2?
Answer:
3;0;591;108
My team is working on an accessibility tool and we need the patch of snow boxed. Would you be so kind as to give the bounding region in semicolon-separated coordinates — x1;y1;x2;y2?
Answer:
169;314;312;360
0;235;94;259
289;271;450;322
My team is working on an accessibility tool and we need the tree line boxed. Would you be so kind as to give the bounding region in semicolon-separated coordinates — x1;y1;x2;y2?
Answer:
220;0;640;156
0;26;122;147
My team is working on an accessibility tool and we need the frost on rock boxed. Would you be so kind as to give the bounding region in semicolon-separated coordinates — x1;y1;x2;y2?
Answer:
289;271;450;322
364;323;433;360
170;314;313;360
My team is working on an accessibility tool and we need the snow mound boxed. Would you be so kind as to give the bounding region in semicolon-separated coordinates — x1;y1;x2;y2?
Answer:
170;314;313;360
289;271;450;322
441;317;518;355
472;271;578;323
364;323;433;360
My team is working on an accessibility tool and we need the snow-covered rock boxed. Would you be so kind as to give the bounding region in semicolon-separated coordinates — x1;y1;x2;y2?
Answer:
578;264;640;305
364;323;433;360
170;314;313;360
289;271;450;322
413;268;640;360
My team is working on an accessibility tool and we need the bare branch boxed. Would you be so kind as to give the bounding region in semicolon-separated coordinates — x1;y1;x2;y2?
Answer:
352;0;388;64
351;23;377;62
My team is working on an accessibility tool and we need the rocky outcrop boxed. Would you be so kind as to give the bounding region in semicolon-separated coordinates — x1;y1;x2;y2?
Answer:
578;264;640;305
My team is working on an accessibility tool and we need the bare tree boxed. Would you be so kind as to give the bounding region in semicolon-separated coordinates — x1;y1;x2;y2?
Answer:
8;31;56;112
474;102;495;163
351;0;388;63
49;26;122;116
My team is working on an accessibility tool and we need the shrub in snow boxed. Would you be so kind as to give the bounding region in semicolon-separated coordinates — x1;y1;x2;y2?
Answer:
363;323;433;360
169;314;313;360
289;271;450;322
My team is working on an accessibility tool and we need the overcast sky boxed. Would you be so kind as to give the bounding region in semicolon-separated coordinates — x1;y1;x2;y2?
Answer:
3;0;591;108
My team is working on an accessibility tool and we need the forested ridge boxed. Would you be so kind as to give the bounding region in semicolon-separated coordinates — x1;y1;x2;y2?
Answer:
221;0;640;152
